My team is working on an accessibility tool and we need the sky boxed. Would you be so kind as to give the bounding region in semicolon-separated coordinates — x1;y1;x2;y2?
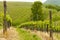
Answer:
0;0;47;3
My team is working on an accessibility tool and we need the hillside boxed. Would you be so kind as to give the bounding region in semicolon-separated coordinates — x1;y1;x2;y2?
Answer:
0;2;32;26
0;2;60;26
0;1;60;40
44;0;60;6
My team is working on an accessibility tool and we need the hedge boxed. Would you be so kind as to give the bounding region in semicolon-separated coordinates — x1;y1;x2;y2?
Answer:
18;21;60;32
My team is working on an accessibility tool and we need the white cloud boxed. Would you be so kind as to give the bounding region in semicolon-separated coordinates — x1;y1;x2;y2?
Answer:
0;0;47;3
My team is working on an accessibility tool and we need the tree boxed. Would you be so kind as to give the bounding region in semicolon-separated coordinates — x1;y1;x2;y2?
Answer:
31;1;44;21
45;4;60;11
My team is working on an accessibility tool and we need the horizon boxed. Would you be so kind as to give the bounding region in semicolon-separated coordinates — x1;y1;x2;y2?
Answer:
0;0;47;3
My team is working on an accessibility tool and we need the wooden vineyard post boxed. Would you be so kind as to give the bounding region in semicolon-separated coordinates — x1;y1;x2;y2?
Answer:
49;10;53;40
46;24;49;32
3;0;7;37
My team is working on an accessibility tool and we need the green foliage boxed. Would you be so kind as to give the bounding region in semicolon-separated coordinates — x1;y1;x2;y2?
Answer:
0;2;32;26
0;13;12;25
31;1;44;21
0;2;60;28
18;20;60;32
46;5;57;9
52;14;60;21
0;26;2;29
45;4;60;11
17;28;41;40
18;21;49;31
6;15;12;23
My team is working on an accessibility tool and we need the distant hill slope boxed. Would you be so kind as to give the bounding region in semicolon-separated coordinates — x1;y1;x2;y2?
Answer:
0;2;33;26
44;0;60;6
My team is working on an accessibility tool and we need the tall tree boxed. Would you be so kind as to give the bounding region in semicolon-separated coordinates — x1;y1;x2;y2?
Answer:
31;1;44;21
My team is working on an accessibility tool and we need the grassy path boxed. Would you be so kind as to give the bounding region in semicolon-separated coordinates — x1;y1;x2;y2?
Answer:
0;27;20;40
17;28;42;40
0;27;41;40
0;27;60;40
17;28;60;40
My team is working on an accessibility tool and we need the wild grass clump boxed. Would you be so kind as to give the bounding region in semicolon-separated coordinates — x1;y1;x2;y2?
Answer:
17;28;42;40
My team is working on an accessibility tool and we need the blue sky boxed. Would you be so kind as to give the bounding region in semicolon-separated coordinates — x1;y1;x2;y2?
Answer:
0;0;47;3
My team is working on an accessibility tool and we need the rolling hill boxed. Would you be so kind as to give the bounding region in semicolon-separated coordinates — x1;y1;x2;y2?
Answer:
44;0;60;6
0;1;60;26
0;2;33;26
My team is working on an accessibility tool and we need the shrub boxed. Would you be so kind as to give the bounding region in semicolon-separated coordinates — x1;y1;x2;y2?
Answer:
0;13;12;27
18;20;60;32
18;21;49;31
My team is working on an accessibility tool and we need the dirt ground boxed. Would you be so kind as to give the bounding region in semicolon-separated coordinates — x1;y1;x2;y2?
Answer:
0;27;60;40
0;27;19;40
22;28;60;40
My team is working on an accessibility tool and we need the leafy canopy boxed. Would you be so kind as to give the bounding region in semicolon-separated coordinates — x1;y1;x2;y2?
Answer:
31;1;44;21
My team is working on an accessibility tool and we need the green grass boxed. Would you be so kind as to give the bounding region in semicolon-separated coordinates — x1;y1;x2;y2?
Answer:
0;2;32;26
0;2;60;27
0;26;2;29
16;28;41;40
